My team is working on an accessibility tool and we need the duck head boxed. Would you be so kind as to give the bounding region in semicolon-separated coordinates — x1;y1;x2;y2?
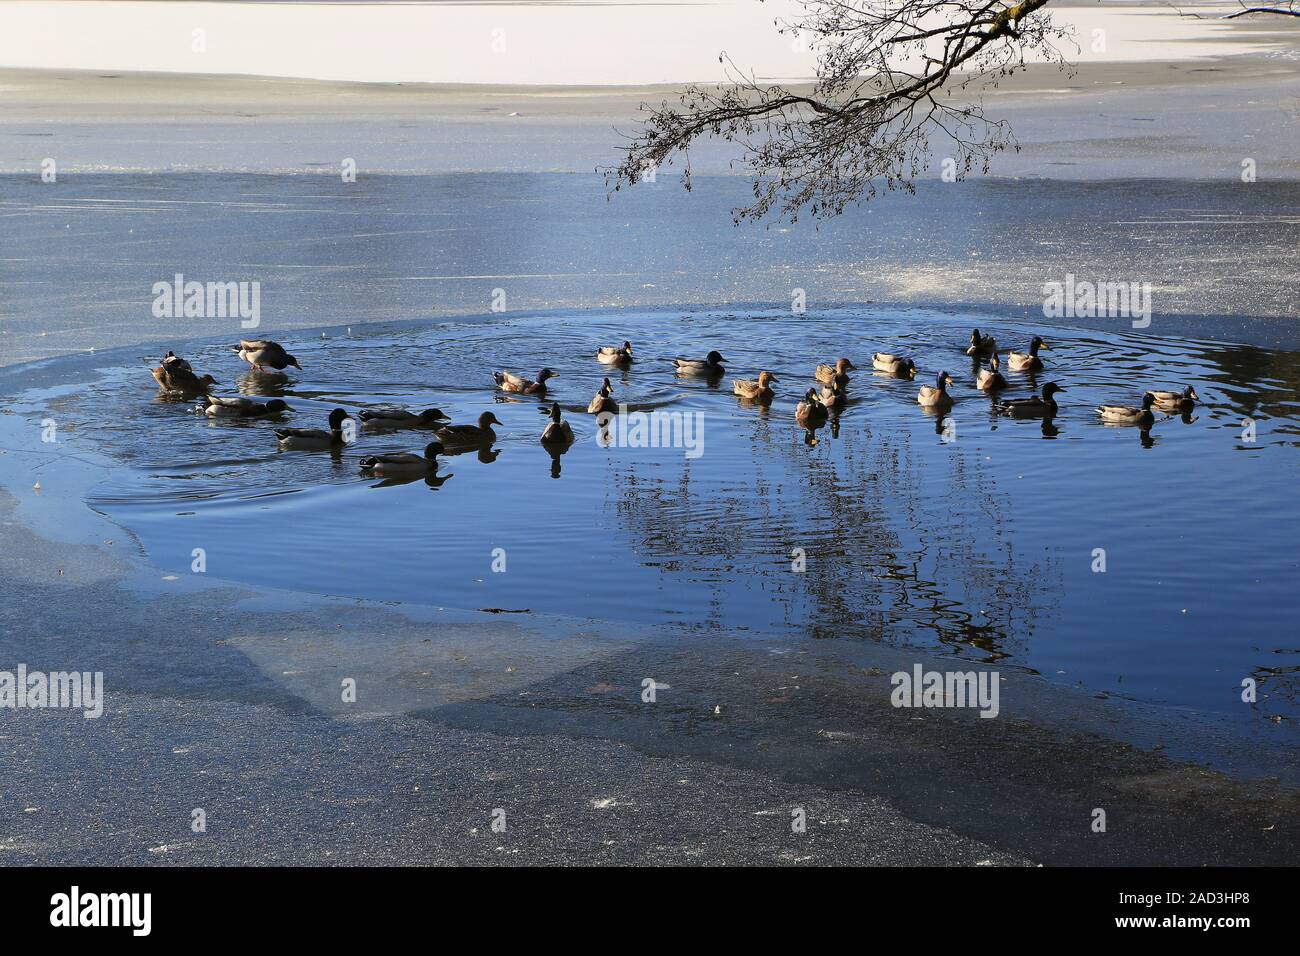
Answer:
599;377;614;396
537;367;557;383
419;408;450;423
265;399;291;413
935;371;954;390
970;328;982;345
549;401;563;422
1030;336;1049;354
989;352;1000;371
1184;385;1200;402
757;371;778;387
706;350;725;366
621;341;633;354
327;407;350;430
285;354;302;370
1041;382;1065;399
423;441;446;460
837;357;856;373
478;411;502;428
1141;392;1156;410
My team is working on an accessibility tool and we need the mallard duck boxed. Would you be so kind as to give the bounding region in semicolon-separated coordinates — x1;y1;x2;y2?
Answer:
997;382;1065;418
360;442;444;477
494;368;556;395
873;353;917;378
357;407;449;428
198;396;291;418
596;342;633;365
588;377;617;415
234;339;301;372
152;351;216;394
917;371;955;410
733;370;778;402
1097;391;1156;427
1149;385;1200;412
815;358;856;387
540;401;575;445
434;411;501;447
795;389;829;429
976;352;1008;392
1007;336;1049;372
818;378;847;411
674;350;726;376
275;408;352;449
965;328;997;357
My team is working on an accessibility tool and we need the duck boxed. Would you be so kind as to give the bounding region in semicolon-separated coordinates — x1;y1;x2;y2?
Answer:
151;351;216;394
198;396;291;419
997;382;1065;418
818;378;847;411
596;342;634;365
674;350;726;376
1148;385;1200;412
733;370;778;402
965;328;997;357
1097;391;1156;427
434;411;501;447
795;389;829;429
975;352;1008;392
357;407;449;428
588;377;617;415
360;442;444;477
494;368;557;395
540;401;575;445
1007;336;1049;372
916;371;955;410
815;358;856;387
872;353;917;378
275;408;352;449
234;339;301;373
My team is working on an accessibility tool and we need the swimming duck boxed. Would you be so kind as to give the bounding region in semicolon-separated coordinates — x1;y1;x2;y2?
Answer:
275;408;352;449
494;368;557;395
540;401;575;445
976;352;1008;392
1148;385;1200;412
965;328;997;357
360;442;444;477
198;396;291;419
152;351;216;394
235;339;301;372
357;407;449;428
588;377;617;415
674;350;726;376
1007;336;1049;372
733;370;778;402
872;353;917;378
997;382;1065;418
815;358;856;387
1097;391;1156;427
917;371;955;410
596;342;634;365
795;389;829;429
434;411;501;447
818;378;847;411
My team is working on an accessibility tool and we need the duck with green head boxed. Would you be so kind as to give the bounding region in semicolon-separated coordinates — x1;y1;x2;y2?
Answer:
275;408;353;449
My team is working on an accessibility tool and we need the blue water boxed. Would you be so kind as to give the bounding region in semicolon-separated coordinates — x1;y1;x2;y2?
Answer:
8;304;1290;723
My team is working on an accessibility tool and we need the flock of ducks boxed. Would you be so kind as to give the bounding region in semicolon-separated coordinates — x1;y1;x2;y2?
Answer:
150;329;1202;480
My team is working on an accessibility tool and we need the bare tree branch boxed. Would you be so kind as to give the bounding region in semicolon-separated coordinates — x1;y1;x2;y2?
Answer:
605;0;1073;223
